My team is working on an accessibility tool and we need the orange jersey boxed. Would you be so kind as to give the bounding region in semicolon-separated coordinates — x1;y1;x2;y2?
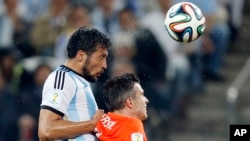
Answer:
95;112;148;141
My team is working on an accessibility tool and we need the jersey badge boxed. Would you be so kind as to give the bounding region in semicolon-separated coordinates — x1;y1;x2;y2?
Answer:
131;133;143;141
49;91;63;107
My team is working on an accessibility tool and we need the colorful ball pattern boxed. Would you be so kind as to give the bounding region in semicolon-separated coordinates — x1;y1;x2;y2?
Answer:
164;2;206;42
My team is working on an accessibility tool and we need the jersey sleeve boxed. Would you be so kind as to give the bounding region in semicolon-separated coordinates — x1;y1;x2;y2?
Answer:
127;119;147;141
41;71;76;116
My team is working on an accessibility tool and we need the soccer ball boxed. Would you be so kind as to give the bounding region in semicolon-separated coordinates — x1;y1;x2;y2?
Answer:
164;2;206;42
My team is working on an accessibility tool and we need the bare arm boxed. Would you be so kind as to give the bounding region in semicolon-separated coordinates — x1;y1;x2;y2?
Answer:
38;109;104;141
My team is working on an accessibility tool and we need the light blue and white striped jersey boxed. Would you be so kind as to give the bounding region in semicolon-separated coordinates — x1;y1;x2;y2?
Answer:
41;65;98;141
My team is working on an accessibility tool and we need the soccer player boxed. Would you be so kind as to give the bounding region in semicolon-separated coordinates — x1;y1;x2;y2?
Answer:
38;26;111;141
95;73;149;141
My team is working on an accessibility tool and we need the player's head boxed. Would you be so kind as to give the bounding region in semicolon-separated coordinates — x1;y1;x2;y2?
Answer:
103;73;149;120
67;26;111;82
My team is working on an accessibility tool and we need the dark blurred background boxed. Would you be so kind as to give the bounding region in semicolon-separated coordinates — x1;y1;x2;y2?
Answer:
0;0;249;141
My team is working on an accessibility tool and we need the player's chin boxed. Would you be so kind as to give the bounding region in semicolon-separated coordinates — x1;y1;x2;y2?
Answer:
141;111;148;120
141;114;148;121
145;110;149;119
95;72;103;79
91;76;98;82
86;75;98;82
93;74;101;81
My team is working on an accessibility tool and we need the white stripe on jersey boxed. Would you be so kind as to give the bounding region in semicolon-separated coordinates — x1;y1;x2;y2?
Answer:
41;65;98;141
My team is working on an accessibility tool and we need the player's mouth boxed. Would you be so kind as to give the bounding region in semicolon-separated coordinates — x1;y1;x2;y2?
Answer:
96;71;104;78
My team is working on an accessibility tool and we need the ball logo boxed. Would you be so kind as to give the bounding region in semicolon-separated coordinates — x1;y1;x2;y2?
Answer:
131;133;143;141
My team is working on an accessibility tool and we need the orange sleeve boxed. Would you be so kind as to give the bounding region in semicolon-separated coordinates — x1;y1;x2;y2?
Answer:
123;119;148;141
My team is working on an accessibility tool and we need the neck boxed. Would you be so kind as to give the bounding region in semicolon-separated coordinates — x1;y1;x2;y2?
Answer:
113;108;135;118
64;59;82;75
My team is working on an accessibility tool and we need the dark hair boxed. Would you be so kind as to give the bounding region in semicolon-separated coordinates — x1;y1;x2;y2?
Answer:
67;26;111;58
103;73;140;112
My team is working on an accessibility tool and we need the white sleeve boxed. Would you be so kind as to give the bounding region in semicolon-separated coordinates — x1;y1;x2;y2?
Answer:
41;72;76;116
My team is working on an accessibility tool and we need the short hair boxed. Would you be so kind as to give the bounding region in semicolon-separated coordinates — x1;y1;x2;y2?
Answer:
103;73;140;112
67;26;111;58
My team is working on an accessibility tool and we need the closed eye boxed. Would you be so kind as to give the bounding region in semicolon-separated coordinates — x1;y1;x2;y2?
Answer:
99;54;107;60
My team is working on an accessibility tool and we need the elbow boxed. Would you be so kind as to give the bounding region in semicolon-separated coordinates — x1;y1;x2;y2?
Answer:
38;127;54;141
38;130;48;141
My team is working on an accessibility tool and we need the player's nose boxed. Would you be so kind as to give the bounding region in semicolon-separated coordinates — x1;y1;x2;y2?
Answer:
144;96;149;104
101;59;107;70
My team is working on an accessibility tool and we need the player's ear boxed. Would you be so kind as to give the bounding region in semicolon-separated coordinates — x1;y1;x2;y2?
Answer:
76;50;87;62
125;97;133;109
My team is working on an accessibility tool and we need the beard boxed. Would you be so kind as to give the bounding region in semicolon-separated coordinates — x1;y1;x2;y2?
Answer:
82;57;96;82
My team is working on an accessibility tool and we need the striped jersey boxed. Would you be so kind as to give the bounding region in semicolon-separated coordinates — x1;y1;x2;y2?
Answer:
41;65;98;141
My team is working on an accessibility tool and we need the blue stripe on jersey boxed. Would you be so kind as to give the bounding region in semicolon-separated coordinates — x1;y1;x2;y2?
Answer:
67;72;85;141
68;94;85;141
75;76;97;117
65;69;97;141
83;88;96;117
67;90;79;121
67;72;78;120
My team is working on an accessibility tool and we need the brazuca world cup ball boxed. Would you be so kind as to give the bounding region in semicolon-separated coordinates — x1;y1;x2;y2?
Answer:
164;2;206;42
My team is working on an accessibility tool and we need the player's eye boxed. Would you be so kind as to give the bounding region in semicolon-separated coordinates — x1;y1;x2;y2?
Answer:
99;54;107;60
99;56;104;60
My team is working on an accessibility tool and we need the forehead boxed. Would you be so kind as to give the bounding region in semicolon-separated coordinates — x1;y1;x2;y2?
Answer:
133;83;144;94
92;45;109;55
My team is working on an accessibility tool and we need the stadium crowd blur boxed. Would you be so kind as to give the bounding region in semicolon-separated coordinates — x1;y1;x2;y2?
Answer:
0;0;244;140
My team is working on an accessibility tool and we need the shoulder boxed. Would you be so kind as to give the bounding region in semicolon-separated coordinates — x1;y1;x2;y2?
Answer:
130;118;144;129
44;67;76;90
126;119;146;141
